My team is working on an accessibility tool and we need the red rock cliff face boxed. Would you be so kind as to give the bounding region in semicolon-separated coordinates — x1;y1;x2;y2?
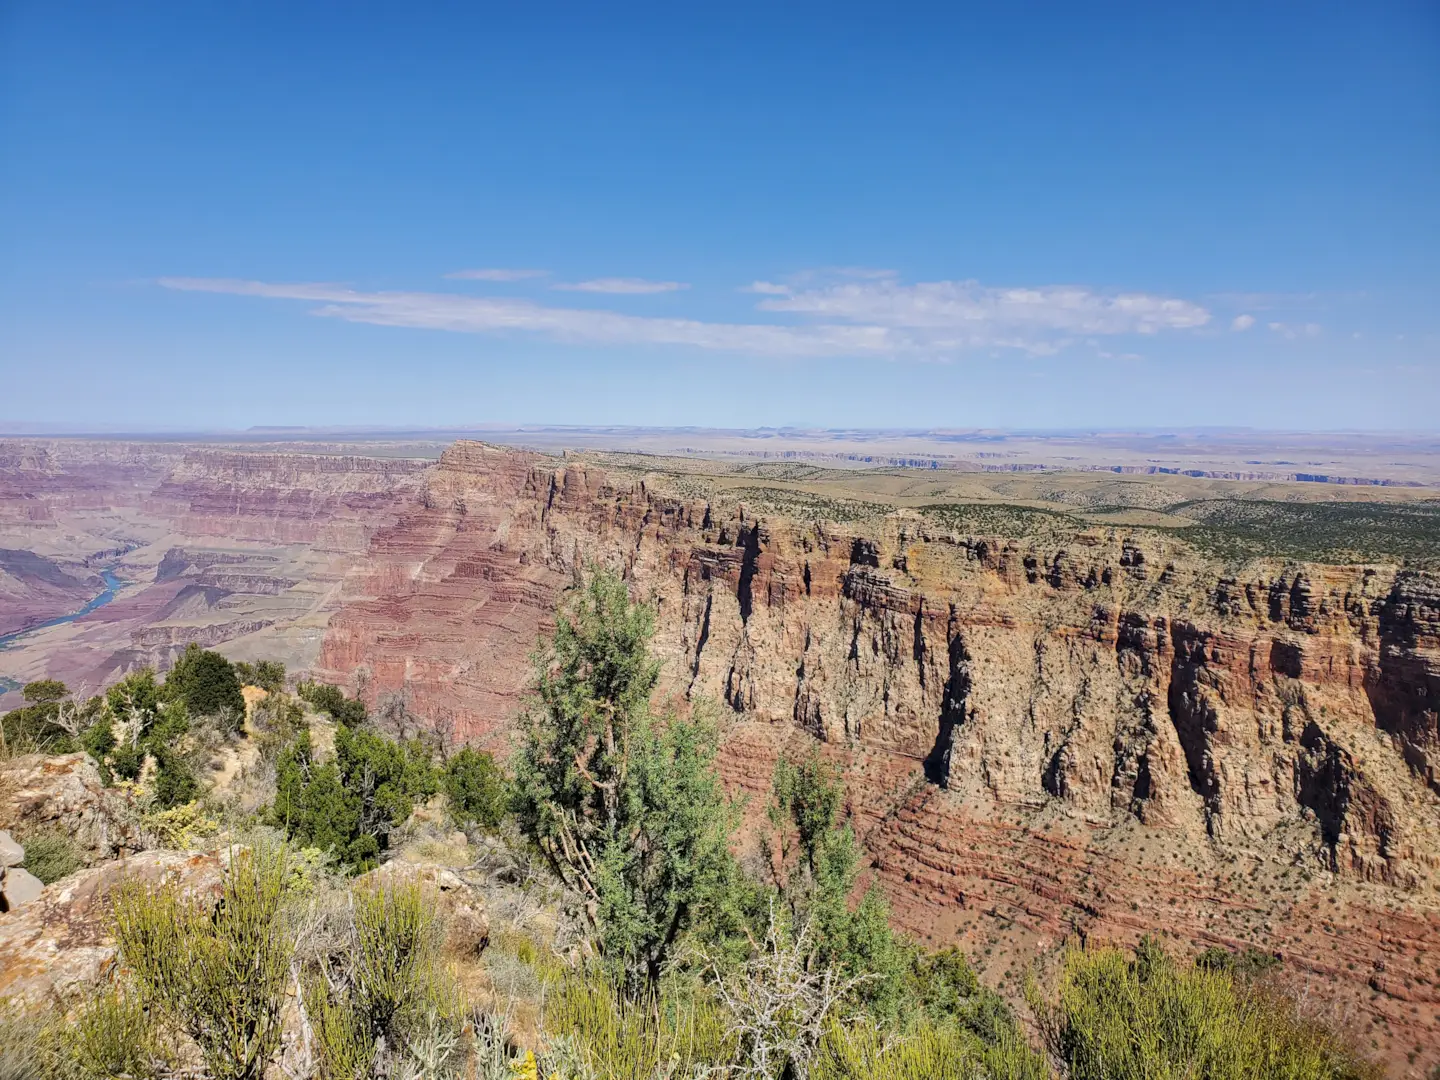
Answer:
320;442;1440;1072
145;450;430;551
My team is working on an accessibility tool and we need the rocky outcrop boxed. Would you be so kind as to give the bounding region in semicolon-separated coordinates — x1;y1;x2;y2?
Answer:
318;441;1440;1073
0;754;142;863
0;849;225;1004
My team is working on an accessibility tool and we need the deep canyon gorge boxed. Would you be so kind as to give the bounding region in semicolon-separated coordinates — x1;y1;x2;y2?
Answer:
3;435;1439;1073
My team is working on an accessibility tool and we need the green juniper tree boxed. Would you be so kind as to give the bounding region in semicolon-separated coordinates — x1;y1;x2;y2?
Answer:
766;750;910;1019
164;643;245;731
297;680;369;725
512;568;739;996
267;723;438;872
232;659;286;694
1;680;105;755
443;746;509;832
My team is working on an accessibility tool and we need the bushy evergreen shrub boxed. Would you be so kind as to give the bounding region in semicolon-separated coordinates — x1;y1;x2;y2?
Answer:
164;643;245;730
443;745;509;831
266;723;438;871
297;680;368;725
232;659;286;693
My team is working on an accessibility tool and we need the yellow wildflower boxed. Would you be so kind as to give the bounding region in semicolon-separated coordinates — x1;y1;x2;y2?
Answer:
510;1050;539;1080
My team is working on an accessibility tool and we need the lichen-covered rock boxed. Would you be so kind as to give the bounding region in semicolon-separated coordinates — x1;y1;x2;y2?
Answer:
0;753;143;863
0;849;224;1005
356;859;489;956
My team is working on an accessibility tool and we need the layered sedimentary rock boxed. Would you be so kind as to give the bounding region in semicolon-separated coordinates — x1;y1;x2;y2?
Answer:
0;753;143;864
0;444;430;703
0;849;225;1005
0;441;181;526
320;441;1440;1071
145;449;430;549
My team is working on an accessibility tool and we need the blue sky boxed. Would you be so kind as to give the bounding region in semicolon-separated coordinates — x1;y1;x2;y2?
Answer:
2;2;1437;431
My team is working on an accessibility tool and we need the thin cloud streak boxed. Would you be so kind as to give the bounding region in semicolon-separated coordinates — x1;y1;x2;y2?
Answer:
445;268;548;281
159;277;896;357
751;279;1210;335
1267;321;1323;339
158;274;1210;359
552;277;689;294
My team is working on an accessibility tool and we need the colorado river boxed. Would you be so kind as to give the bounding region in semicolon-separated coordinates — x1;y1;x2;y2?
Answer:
0;566;125;654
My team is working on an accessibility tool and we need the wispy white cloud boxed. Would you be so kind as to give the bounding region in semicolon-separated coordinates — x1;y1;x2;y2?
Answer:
1231;314;1256;331
1267;321;1322;339
445;268;548;281
1208;290;1320;309
552;277;688;294
750;278;1210;336
157;273;1211;360
159;277;894;358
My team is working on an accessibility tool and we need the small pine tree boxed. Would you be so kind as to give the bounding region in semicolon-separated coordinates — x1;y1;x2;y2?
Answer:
512;568;739;995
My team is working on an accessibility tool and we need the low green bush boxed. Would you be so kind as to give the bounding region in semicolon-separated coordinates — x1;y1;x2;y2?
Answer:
1031;937;1377;1080
112;845;293;1080
0;1001;67;1080
815;1017;1048;1080
68;983;172;1080
17;829;84;885
542;969;735;1079
308;880;459;1079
